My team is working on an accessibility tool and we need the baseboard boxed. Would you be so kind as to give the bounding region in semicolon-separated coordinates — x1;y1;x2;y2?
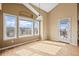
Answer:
0;39;39;51
47;39;78;46
48;39;61;42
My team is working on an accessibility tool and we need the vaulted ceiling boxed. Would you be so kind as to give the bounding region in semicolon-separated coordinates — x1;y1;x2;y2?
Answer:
31;3;58;12
23;3;59;17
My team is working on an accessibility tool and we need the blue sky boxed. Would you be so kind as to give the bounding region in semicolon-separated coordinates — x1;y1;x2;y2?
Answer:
6;16;16;27
60;21;68;29
19;20;33;28
5;16;39;28
34;21;39;28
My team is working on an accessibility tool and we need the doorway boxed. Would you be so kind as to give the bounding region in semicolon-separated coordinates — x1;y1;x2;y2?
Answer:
59;18;71;43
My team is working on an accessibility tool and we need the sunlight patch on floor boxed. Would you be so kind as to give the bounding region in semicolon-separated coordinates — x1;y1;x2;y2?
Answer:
29;42;62;55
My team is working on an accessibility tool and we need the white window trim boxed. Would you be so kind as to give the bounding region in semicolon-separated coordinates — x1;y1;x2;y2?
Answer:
3;13;17;40
18;16;33;38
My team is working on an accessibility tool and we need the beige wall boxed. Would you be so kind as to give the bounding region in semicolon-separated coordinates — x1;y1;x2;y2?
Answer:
2;3;37;18
48;3;77;46
0;4;2;10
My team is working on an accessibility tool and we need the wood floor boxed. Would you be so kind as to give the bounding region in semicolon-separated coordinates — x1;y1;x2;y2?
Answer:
1;40;79;56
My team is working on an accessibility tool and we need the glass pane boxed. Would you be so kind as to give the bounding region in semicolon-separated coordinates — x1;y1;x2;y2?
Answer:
60;20;69;39
5;15;16;37
19;20;33;36
34;21;39;35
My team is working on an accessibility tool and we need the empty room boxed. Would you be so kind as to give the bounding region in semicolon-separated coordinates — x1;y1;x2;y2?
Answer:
0;3;79;56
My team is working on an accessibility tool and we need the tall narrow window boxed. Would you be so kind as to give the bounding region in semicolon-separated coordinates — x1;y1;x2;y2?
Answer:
34;21;40;35
3;13;17;40
19;17;33;37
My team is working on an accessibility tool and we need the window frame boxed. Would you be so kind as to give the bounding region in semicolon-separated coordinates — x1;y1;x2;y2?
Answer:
18;16;33;37
3;13;17;40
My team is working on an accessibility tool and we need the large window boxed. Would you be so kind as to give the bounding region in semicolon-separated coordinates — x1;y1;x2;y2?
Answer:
3;13;40;40
3;13;17;40
19;17;33;37
34;21;40;35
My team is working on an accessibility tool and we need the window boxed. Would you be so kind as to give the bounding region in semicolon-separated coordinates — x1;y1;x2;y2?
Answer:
3;13;17;40
19;17;33;37
34;21;40;35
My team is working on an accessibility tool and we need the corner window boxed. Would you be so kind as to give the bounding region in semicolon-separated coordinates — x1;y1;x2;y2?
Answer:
3;13;17;40
19;17;33;37
34;21;40;35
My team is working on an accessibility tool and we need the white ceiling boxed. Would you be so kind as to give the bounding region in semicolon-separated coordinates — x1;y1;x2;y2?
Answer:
32;3;58;12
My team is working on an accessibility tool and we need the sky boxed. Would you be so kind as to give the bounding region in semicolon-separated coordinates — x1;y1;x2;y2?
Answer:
5;16;39;28
19;20;33;28
6;15;68;29
6;16;16;27
60;20;69;29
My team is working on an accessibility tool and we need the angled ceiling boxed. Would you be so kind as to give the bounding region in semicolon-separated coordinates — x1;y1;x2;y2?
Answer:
31;3;58;12
23;3;39;16
23;3;59;16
